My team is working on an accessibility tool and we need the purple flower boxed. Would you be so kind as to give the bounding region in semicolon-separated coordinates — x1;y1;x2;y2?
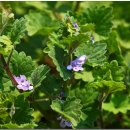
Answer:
67;55;87;72
60;91;65;98
73;22;79;29
14;75;33;91
60;119;66;128
65;120;72;127
59;118;72;128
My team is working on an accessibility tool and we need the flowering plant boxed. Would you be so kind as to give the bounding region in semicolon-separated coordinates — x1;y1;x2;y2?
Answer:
0;1;130;129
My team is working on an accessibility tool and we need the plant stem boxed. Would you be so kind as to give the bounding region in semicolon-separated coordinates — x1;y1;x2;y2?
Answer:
0;54;18;86
99;100;104;129
7;48;14;65
74;1;81;12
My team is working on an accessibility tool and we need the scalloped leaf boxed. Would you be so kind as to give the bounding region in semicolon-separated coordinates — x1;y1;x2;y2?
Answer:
10;50;36;77
93;60;124;82
74;71;94;82
25;11;59;36
0;122;37;128
69;83;98;109
74;41;107;67
106;31;125;65
44;44;72;81
31;65;50;87
12;95;34;124
0;35;13;55
103;92;130;114
89;80;126;94
6;17;26;45
79;6;113;36
51;97;82;127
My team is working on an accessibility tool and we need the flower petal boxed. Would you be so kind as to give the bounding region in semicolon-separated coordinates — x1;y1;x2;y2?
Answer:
67;65;73;70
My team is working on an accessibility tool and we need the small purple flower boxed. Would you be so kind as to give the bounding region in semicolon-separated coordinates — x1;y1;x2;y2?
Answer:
60;119;66;128
14;75;33;91
65;120;72;127
57;115;72;128
60;91;65;99
59;118;72;128
73;22;79;29
67;55;87;72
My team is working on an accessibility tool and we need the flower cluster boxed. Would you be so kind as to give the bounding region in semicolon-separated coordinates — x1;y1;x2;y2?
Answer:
14;75;33;91
67;55;87;72
57;116;72;128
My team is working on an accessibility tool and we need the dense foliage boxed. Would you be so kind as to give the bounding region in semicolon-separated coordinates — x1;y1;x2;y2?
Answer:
0;1;130;129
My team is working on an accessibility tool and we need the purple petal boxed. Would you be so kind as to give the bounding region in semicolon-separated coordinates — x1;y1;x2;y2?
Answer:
77;55;87;61
60;119;66;128
76;55;87;65
29;86;33;90
17;84;24;90
65;121;72;127
67;65;73;70
20;75;26;81
73;66;81;72
71;60;78;67
14;75;26;84
14;75;33;91
73;22;79;29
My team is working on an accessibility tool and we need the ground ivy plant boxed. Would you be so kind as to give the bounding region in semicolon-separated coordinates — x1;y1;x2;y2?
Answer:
0;4;128;129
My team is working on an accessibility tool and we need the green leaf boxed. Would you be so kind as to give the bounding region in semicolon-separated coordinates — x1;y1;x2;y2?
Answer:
31;65;50;87
76;107;99;128
51;97;82;127
0;35;13;55
125;52;130;68
40;75;62;98
74;71;94;82
25;1;48;11
12;95;34;124
10;50;36;77
0;122;37;128
69;83;98;109
93;60;124;82
104;60;124;81
117;24;130;41
74;41;107;67
0;77;12;92
89;80;126;94
0;92;12;123
25;11;59;36
80;23;95;33
33;75;62;112
106;31;125;65
103;92;130;114
0;8;14;36
44;44;72;81
7;17;26;44
80;6;113;36
60;33;89;45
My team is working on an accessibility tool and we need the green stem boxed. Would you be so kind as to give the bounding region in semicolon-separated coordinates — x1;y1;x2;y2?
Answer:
7;48;14;65
99;99;104;129
73;1;81;12
99;92;109;128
